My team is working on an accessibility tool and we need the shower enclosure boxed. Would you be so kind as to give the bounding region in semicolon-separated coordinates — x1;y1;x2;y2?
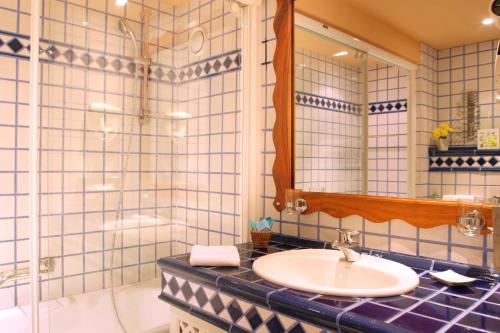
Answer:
0;0;248;332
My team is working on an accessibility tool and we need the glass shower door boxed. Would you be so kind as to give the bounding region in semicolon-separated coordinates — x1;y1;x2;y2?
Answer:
38;0;173;332
37;0;245;330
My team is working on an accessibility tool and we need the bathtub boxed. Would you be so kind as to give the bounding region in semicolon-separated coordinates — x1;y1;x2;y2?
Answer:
0;278;170;333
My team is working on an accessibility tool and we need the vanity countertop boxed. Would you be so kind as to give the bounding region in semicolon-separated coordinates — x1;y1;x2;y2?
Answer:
157;234;500;333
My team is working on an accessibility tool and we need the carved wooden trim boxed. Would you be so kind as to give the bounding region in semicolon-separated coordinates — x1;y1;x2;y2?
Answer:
270;0;494;230
272;0;294;211
294;190;493;229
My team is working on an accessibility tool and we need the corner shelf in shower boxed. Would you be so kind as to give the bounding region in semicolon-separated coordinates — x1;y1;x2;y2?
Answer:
429;146;500;172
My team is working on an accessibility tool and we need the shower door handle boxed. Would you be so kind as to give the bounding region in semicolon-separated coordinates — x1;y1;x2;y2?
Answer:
0;257;55;287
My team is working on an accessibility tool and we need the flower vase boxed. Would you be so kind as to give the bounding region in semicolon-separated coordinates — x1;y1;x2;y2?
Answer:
437;138;449;151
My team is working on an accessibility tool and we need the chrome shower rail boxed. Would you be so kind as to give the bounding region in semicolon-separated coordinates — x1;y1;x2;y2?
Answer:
0;257;54;287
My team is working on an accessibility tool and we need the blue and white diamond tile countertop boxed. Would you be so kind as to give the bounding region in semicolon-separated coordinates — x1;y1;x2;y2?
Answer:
157;234;500;333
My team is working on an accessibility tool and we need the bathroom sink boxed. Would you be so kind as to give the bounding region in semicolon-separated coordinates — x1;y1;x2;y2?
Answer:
253;249;419;297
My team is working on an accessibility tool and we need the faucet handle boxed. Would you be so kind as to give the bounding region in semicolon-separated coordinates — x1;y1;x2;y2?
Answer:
331;229;360;245
343;230;360;245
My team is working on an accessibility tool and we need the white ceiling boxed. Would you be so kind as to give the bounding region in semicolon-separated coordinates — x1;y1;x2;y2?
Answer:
341;0;499;49
295;27;363;67
295;27;384;67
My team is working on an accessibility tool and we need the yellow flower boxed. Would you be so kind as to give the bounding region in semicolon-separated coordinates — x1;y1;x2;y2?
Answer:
434;123;454;139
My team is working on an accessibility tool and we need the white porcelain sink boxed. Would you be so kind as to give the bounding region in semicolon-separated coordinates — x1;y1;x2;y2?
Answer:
253;249;419;297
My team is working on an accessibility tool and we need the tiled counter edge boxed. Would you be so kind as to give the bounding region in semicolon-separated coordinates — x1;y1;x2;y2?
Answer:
156;246;413;333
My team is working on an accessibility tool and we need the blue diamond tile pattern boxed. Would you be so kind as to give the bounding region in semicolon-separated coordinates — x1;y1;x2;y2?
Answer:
295;92;361;115
0;32;30;58
7;38;24;53
429;148;500;172
161;271;325;333
368;99;408;114
0;30;241;84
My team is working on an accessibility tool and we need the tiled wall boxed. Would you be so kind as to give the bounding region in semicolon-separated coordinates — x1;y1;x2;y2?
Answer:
170;0;242;252
261;0;493;268
427;40;500;199
294;48;363;193
0;0;242;310
367;62;409;197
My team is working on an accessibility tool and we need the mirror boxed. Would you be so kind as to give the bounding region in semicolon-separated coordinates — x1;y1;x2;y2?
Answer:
292;0;500;201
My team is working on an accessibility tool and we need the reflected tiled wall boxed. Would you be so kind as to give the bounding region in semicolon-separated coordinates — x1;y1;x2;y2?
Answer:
428;40;500;199
294;48;363;193
415;43;439;199
367;62;409;197
261;0;493;269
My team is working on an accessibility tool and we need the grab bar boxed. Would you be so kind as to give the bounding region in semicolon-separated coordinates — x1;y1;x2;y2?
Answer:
0;257;55;287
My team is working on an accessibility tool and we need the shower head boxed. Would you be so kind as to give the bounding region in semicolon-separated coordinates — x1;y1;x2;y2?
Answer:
118;19;139;57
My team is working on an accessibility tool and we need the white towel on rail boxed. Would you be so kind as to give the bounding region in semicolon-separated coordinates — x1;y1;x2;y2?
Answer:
189;245;240;267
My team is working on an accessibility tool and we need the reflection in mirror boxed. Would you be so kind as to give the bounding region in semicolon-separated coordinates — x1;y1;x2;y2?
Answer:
294;25;410;197
367;57;409;197
294;27;366;194
293;0;500;202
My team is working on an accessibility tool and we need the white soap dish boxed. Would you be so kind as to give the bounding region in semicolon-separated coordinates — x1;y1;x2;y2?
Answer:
429;269;476;286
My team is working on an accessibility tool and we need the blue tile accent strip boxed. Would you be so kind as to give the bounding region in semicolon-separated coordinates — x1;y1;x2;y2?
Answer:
157;234;500;333
369;99;408;114
160;270;326;333
428;146;500;172
295;92;362;115
0;30;241;84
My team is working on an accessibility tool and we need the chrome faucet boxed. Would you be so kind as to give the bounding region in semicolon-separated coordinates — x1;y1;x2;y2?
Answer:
0;257;54;287
331;229;361;262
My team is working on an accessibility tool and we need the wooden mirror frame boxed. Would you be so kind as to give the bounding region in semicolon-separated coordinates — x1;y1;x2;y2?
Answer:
272;0;493;229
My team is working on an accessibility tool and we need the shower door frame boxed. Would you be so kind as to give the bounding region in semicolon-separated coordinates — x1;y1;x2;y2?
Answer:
28;0;41;332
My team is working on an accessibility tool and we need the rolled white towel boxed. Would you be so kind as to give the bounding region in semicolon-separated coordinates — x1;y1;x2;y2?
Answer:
189;245;240;267
442;195;475;201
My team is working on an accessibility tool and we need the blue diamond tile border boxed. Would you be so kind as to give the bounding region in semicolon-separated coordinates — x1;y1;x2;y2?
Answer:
429;147;500;172
160;271;327;333
369;99;408;114
295;91;362;115
0;30;241;84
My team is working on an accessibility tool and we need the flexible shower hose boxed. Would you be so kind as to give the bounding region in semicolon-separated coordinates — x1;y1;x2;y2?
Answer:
109;64;139;333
